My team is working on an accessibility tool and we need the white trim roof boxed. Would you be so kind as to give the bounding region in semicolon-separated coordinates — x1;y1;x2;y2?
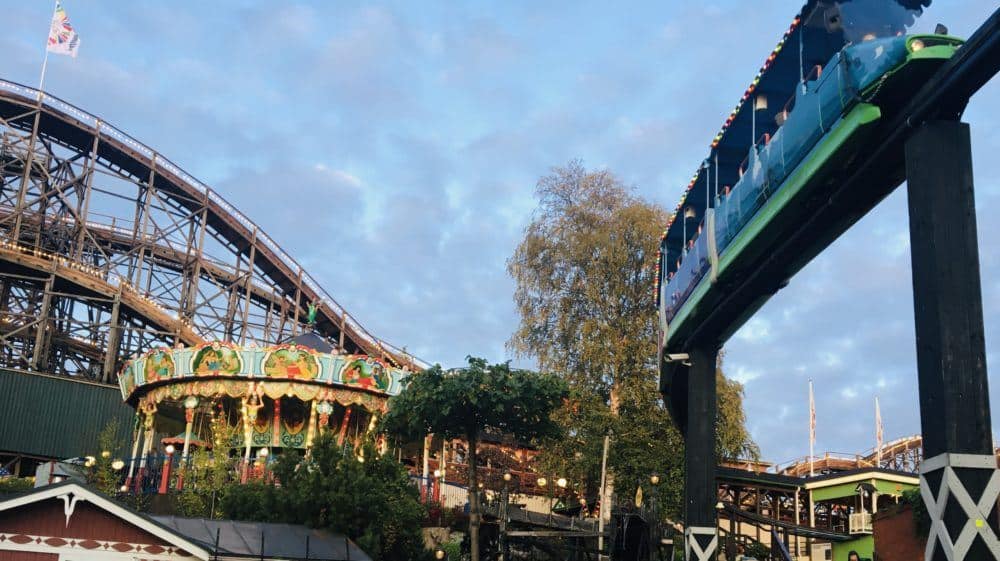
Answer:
0;481;211;559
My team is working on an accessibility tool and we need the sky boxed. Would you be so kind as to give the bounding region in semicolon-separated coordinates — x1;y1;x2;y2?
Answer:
1;1;997;464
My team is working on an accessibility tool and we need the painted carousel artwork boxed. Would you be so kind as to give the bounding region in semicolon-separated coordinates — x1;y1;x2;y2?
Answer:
117;334;409;490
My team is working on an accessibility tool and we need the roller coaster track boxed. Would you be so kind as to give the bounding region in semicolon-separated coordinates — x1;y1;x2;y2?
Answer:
0;79;422;384
772;435;997;477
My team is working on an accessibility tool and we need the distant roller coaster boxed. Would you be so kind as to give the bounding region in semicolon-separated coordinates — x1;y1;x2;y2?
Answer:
0;79;420;385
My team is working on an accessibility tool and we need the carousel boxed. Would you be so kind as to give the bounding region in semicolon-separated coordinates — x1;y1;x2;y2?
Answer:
117;331;410;487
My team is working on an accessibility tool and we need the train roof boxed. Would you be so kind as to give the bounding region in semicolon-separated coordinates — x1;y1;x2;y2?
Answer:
657;0;933;289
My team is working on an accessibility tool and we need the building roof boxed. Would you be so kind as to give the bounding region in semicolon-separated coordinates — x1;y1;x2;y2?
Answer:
151;516;373;561
716;466;805;490
0;480;211;558
282;330;337;353
0;481;372;561
802;467;919;490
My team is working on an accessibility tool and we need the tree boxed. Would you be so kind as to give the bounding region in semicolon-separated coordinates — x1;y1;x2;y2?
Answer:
381;357;569;561
220;435;429;561
508;160;758;518
87;420;122;497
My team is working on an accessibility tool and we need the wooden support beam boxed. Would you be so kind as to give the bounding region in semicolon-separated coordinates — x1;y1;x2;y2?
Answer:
905;120;999;561
30;274;54;371
101;287;122;383
683;344;719;561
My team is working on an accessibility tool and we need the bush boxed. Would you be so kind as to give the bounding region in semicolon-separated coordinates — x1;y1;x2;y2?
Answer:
0;477;34;495
902;487;930;536
220;436;432;561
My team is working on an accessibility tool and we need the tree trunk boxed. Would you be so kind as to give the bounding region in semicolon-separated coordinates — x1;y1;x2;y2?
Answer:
467;432;480;561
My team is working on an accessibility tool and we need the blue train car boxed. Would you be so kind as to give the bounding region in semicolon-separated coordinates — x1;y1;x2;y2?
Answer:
656;2;962;358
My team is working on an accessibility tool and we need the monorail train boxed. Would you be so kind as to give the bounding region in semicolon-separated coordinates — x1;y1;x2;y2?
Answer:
656;28;963;356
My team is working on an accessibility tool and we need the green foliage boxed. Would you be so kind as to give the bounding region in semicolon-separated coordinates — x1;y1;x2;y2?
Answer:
0;477;34;495
440;540;462;559
381;357;568;444
902;487;930;536
220;436;430;561
87;419;123;496
746;541;770;558
508;161;759;519
381;356;568;561
715;352;761;461
169;448;234;518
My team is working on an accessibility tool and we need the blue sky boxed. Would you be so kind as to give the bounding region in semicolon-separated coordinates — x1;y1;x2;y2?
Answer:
2;1;997;464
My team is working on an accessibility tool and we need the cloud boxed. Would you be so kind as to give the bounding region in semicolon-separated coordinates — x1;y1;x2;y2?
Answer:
1;0;997;463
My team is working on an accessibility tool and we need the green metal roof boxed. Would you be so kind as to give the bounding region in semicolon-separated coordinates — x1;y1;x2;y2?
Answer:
0;369;134;460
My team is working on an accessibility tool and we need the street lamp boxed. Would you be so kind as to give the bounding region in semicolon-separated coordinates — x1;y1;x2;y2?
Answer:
112;459;125;471
557;477;567;489
499;472;514;561
159;445;175;494
649;474;662;559
434;547;447;559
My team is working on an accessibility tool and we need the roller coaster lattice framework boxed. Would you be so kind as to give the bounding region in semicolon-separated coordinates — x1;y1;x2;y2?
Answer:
0;79;420;385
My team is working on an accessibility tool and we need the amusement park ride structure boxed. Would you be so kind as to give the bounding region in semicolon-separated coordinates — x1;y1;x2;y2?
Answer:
0;76;426;470
0;78;422;383
656;2;999;561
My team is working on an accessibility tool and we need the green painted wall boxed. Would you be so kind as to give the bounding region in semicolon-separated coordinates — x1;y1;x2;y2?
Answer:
813;481;864;502
833;535;873;561
812;478;917;502
875;479;916;495
0;369;134;459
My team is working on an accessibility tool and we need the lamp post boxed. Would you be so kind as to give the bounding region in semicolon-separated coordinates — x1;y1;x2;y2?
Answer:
433;468;442;504
500;472;512;561
258;447;269;482
159;445;175;495
649;474;661;560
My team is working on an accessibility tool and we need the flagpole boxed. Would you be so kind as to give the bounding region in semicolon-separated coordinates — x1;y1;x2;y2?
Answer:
37;0;59;100
809;379;815;477
875;396;883;466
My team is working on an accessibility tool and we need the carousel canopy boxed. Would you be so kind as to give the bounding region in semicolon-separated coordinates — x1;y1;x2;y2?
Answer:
118;342;408;406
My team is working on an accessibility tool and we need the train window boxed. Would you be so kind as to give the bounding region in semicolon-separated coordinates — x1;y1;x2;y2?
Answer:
805;64;823;82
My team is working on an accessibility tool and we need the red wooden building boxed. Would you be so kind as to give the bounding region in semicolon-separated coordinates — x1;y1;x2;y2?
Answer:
0;481;371;560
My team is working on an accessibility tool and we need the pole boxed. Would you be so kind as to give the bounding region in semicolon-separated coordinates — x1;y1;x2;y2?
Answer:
809;380;815;477
125;412;142;488
37;0;58;99
597;433;610;560
422;434;431;502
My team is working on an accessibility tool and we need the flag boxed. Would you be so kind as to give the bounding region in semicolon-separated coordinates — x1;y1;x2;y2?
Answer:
875;396;884;465
47;1;80;58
